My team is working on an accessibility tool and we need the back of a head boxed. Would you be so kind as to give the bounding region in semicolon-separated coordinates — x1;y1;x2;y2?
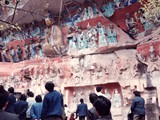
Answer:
8;87;14;93
19;94;27;101
0;86;9;109
96;86;102;92
94;96;111;116
133;91;141;97
45;81;54;92
27;90;34;97
89;93;98;104
35;95;42;103
80;98;84;103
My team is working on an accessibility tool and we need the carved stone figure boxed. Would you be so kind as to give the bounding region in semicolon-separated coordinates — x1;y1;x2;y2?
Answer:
92;3;99;17
87;6;94;19
10;46;17;62
67;33;77;52
86;24;98;48
30;40;37;58
96;22;108;47
126;13;137;36
16;45;23;61
77;28;88;50
24;43;30;60
102;2;115;18
105;89;111;99
112;89;122;108
2;48;10;62
107;24;117;45
138;9;153;31
44;9;66;56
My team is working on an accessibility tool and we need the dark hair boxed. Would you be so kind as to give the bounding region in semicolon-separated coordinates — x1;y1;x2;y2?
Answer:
8;87;14;93
89;93;98;104
45;81;54;92
80;98;84;103
96;86;102;92
27;90;34;97
35;95;42;103
133;91;141;97
0;85;9;109
94;96;111;116
19;94;27;101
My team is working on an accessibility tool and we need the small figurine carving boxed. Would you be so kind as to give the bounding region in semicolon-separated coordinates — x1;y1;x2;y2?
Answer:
96;22;108;47
77;28;88;50
10;46;17;62
112;89;122;108
67;33;77;52
107;24;117;45
102;1;115;18
16;45;23;61
126;13;137;36
86;24;98;48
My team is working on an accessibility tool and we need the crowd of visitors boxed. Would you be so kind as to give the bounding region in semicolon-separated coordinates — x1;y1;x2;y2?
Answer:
0;82;145;120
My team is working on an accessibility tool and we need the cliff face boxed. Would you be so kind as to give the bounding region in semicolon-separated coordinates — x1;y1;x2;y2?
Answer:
1;1;160;119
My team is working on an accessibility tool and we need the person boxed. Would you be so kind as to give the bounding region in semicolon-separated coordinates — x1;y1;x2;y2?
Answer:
64;104;69;120
0;85;19;120
131;91;145;120
41;81;63;120
96;86;107;98
14;94;28;120
87;93;98;120
26;90;36;120
69;113;76;120
76;98;88;120
30;95;43;120
5;87;16;113
94;96;112;120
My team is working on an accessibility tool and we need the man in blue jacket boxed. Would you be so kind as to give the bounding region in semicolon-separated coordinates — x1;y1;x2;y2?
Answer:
41;81;63;120
30;95;43;120
76;98;88;120
5;87;16;113
131;91;145;120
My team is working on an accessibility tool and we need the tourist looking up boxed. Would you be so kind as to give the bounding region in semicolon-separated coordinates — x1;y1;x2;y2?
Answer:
0;85;19;120
5;87;16;113
30;95;43;120
131;91;145;120
76;98;88;120
41;81;63;120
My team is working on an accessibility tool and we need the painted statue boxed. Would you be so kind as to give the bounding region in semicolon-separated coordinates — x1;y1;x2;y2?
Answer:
112;89;122;108
67;33;77;52
107;24;117;45
126;13;137;36
93;3;99;17
77;28;88;50
10;46;17;62
86;24;98;48
16;45;23;61
44;9;65;56
96;22;108;47
102;2;115;18
138;9;153;31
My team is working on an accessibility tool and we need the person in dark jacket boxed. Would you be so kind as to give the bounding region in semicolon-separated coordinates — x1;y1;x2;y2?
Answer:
0;85;19;120
76;98;88;120
94;96;112;120
87;93;98;120
15;94;28;120
41;81;63;120
30;95;43;120
131;91;145;120
5;87;16;113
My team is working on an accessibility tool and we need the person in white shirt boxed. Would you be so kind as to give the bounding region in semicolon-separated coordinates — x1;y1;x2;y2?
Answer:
26;90;36;120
